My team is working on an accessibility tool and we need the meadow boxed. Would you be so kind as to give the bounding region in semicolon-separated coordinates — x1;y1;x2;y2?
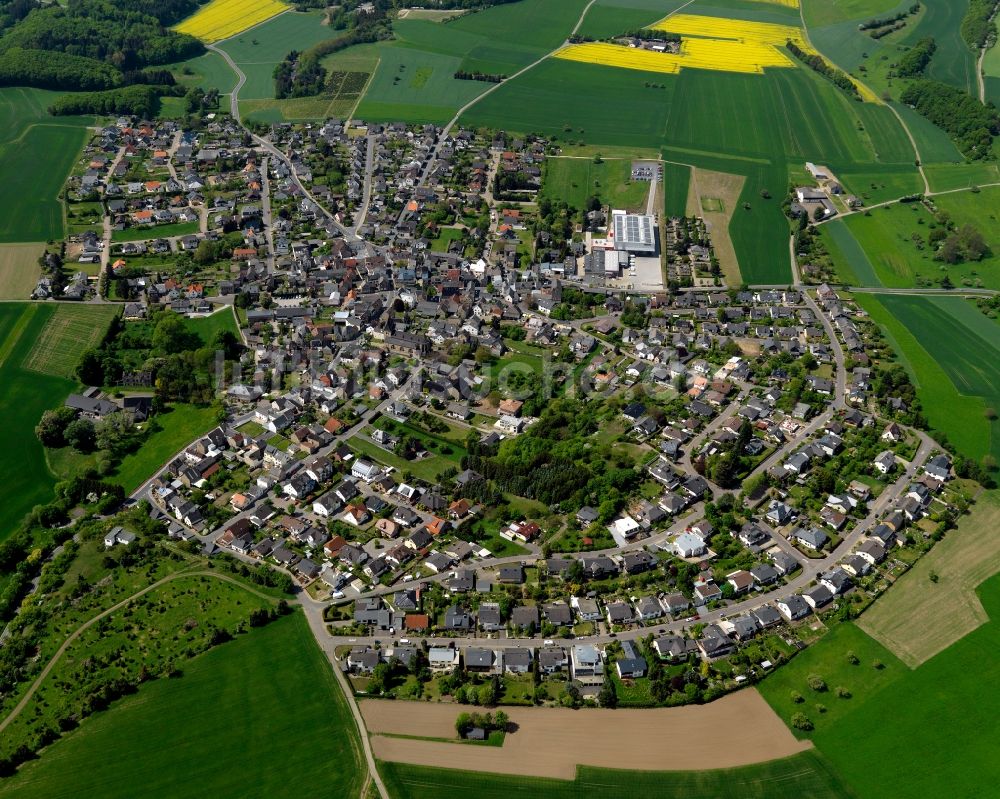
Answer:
112;404;219;492
762;571;1000;799
217;12;333;100
858;490;1000;666
0;243;43;299
0;304;75;540
854;292;1000;461
825;191;1000;290
379;750;853;799
174;0;289;43
540;158;650;211
0;613;366;799
0;88;92;243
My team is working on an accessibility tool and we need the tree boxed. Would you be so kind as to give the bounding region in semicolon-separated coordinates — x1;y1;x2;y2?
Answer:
152;314;191;354
35;407;76;448
64;418;96;453
598;679;618;708
76;349;104;386
791;712;813;731
807;674;827;692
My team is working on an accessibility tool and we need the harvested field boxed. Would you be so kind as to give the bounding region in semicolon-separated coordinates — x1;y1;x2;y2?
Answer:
22;304;119;379
858;490;1000;667
686;166;745;286
362;689;810;779
0;244;43;299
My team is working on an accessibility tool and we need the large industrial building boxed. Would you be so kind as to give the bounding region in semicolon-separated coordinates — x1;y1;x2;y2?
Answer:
611;210;657;254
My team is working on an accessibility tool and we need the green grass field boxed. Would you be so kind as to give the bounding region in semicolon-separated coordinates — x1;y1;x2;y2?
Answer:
170;50;238;95
111;221;199;242
575;0;687;39
379;750;854;799
0;303;76;539
761;573;1000;799
183;307;240;345
22;304;120;379
111;403;219;492
217;11;333;101
854;292;1000;460
662;161;691;217
827;191;1000;290
0;613;366;799
0;88;92;243
541;158;650;211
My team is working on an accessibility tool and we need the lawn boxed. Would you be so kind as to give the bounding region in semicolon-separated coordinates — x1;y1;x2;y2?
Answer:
854;292;1000;462
761;572;1000;799
540;158;650;212
0;303;76;540
0;243;43;299
21;304;120;379
349;433;456;483
0;88;92;243
112;404;220;492
184;306;240;345
0;613;366;799
379;750;854;799
217;11;333;100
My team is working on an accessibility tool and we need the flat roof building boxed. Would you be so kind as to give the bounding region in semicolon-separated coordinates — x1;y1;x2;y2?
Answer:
611;210;656;254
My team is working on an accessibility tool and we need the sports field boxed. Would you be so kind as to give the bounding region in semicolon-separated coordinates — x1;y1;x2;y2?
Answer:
0;243;43;299
0;88;92;243
0;304;75;540
174;0;289;43
22;304;119;379
0;613;366;798
540;158;650;211
762;572;1000;799
380;750;853;799
859;490;1000;667
854;293;1000;461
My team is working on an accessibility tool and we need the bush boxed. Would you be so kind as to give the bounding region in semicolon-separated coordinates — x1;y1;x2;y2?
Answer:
836;686;852;699
791;712;814;731
807;674;827;692
790;690;804;704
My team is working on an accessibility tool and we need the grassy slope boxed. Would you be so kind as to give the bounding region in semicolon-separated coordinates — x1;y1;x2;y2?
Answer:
112;404;219;492
379;750;854;799
762;573;1000;799
0;304;72;540
0;88;92;243
854;292;997;460
0;613;366;799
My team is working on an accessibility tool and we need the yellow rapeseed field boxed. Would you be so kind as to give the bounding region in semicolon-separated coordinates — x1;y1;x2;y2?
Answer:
556;14;825;78
175;0;289;43
744;0;799;8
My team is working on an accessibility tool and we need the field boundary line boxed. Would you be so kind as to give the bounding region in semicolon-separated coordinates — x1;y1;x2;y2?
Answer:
0;568;280;736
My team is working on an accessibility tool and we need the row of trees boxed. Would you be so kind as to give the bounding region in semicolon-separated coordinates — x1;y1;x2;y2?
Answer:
961;0;1000;49
900;79;1000;158
786;41;860;99
859;3;920;32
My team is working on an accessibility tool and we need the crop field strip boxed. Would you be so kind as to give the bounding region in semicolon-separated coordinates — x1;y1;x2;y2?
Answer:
174;0;290;43
22;304;120;379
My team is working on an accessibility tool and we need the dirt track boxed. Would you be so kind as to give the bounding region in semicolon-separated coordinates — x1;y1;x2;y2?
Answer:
362;689;811;779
